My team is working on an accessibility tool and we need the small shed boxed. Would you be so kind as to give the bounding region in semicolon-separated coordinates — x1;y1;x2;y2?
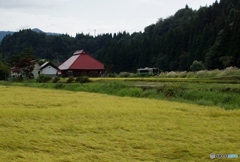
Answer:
39;62;59;76
137;67;159;76
58;49;104;77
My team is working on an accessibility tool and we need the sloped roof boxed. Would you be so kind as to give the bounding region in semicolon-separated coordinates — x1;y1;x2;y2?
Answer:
40;62;59;70
59;50;104;70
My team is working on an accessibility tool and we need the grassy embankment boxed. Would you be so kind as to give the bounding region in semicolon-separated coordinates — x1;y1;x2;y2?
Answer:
1;66;240;110
2;76;240;110
0;85;240;161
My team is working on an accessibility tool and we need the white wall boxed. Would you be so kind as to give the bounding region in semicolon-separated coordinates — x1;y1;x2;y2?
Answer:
41;66;58;76
32;63;40;79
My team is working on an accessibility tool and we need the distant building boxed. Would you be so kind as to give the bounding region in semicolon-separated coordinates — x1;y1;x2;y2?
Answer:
39;62;59;77
137;67;159;76
10;60;40;79
58;49;104;77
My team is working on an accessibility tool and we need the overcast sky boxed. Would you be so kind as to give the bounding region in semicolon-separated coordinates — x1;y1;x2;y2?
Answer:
0;0;217;36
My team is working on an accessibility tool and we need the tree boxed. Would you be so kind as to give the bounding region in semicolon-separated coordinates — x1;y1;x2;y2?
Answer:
190;60;205;71
15;57;35;78
9;48;36;79
0;54;9;80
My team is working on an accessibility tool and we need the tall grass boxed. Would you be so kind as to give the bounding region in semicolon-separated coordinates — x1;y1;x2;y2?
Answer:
0;86;240;161
158;66;240;78
181;89;240;109
1;80;240;110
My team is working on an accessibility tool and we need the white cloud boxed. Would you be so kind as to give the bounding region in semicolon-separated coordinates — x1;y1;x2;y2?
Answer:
0;0;218;35
0;0;72;9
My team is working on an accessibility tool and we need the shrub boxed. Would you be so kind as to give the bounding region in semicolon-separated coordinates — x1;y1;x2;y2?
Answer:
53;76;60;83
190;60;205;71
11;75;24;82
119;72;130;77
173;71;188;78
140;89;159;98
108;73;117;77
216;66;240;77
36;75;52;83
67;77;74;83
76;76;90;83
166;71;178;78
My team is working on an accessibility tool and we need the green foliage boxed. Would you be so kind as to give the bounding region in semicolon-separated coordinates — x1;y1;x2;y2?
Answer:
181;89;240;109
140;89;159;98
67;77;74;83
190;60;205;71
116;88;143;97
52;76;60;83
11;75;24;82
54;83;65;89
0;29;113;64
36;75;52;83
97;0;240;72
1;77;240;109
108;73;117;77
8;49;36;79
158;85;184;98
0;54;9;80
119;72;130;77
75;76;90;83
107;81;126;89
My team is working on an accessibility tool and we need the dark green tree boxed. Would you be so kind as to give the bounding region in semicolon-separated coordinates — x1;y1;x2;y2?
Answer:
0;54;9;80
190;60;205;71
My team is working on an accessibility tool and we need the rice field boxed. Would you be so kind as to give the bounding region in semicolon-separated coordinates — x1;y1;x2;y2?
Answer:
0;85;239;161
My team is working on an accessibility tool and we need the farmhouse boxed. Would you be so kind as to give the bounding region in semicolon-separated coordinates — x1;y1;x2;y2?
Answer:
39;62;59;77
58;49;104;77
10;60;40;79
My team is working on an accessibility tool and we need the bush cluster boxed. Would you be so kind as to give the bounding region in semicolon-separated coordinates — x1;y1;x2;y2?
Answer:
119;72;130;77
108;73;117;77
36;75;51;83
53;76;60;83
76;76;90;83
67;77;74;83
190;60;205;71
11;75;24;82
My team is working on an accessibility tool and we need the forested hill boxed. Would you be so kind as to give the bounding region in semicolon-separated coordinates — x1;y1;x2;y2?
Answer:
98;0;240;72
1;0;240;73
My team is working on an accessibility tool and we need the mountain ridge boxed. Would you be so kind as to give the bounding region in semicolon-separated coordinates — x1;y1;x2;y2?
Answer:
0;31;14;42
0;28;61;41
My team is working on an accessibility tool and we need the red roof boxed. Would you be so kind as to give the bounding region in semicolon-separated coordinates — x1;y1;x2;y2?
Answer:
59;50;104;70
